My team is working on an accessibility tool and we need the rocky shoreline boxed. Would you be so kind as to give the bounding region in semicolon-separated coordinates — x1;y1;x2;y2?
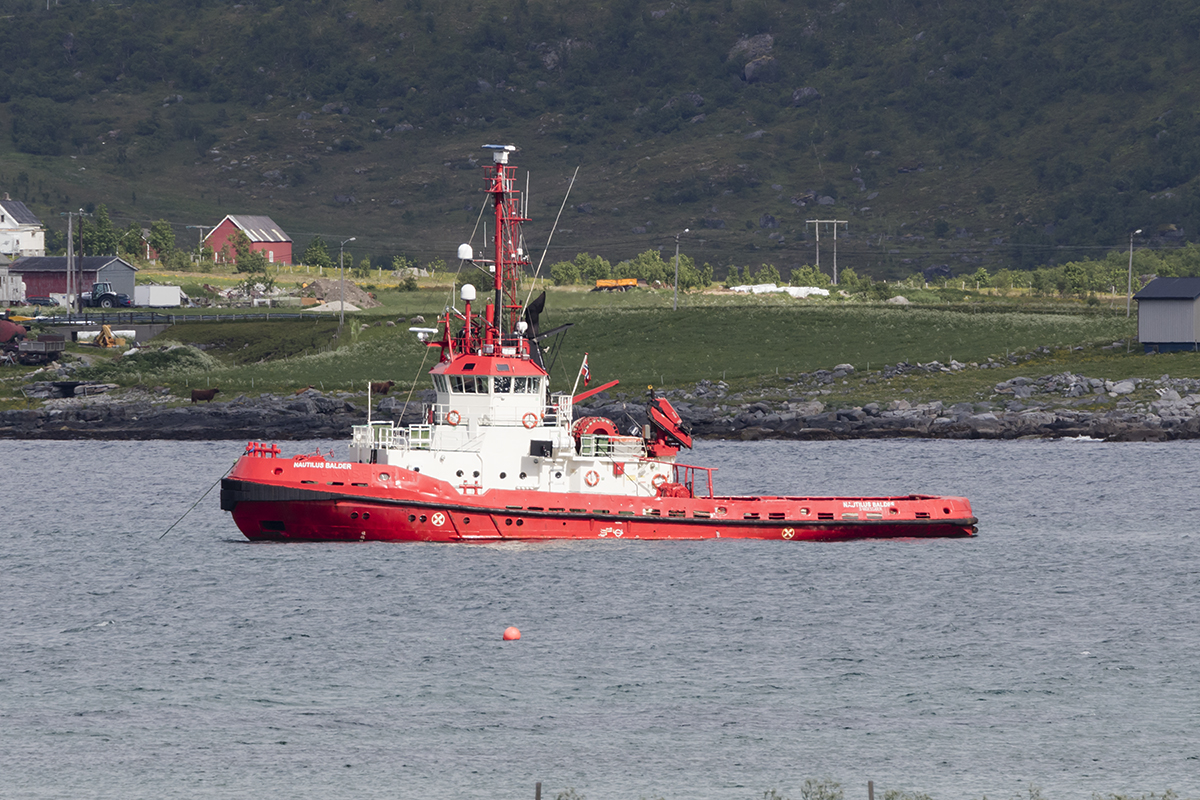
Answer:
4;368;1200;442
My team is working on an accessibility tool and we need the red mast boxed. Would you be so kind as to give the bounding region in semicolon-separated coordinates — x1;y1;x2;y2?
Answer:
481;144;530;336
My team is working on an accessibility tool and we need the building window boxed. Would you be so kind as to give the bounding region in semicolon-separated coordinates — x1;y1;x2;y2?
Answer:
268;250;275;263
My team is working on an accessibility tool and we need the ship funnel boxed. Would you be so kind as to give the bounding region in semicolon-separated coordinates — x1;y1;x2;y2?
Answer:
457;243;473;260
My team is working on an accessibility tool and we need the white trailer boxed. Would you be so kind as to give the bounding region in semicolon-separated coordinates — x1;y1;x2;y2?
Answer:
0;267;26;305
133;285;182;307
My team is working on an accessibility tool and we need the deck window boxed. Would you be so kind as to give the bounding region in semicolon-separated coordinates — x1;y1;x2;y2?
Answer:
493;376;512;393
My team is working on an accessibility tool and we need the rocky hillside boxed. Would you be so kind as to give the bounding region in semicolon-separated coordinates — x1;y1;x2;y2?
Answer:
2;0;1199;279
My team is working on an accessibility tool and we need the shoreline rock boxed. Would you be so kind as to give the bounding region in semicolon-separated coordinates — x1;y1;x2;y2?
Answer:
3;373;1199;443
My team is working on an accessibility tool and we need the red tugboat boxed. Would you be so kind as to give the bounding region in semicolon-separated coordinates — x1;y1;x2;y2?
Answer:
221;145;977;542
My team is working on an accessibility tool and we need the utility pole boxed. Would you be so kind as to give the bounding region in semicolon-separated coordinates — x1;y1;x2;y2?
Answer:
187;225;209;267
673;228;688;311
339;237;356;331
806;219;848;284
60;209;87;312
1127;228;1142;318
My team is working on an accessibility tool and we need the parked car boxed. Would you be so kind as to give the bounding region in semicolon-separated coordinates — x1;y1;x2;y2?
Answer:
25;297;57;306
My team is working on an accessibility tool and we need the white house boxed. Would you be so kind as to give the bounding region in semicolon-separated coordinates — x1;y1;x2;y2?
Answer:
0;195;46;258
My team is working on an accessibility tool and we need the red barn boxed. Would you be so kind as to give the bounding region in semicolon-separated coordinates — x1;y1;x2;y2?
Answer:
205;215;293;266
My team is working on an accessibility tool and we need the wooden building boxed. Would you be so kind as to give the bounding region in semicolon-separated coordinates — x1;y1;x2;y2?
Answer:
205;215;292;266
1133;277;1200;352
0;195;45;259
8;256;138;298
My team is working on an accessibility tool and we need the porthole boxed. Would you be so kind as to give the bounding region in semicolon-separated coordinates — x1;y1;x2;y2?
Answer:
799;508;810;516
505;518;513;526
456;470;463;477
519;472;527;479
419;514;427;523
350;512;359;519
273;468;283;476
408;514;416;522
499;472;506;479
516;519;524;526
473;470;480;478
362;512;370;520
463;517;471;524
413;467;420;473
555;472;562;479
378;473;390;482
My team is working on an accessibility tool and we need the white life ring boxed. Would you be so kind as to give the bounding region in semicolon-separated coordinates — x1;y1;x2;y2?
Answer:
446;410;461;426
585;470;600;487
651;473;668;489
522;412;539;429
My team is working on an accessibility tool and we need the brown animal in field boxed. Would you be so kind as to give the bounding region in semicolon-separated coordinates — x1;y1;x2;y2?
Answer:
370;380;395;395
295;385;315;395
191;388;221;403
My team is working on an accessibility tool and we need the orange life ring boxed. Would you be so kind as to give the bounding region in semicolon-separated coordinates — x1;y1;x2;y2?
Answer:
446;409;461;426
651;473;668;489
522;412;539;429
585;470;600;487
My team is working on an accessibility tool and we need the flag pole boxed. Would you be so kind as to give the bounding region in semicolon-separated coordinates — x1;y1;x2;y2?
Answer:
569;352;588;399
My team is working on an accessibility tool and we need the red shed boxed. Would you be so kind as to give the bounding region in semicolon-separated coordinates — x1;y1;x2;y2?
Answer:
9;256;138;298
205;215;293;266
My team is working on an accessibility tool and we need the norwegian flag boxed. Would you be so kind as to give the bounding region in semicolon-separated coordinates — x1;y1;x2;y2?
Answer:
580;353;590;386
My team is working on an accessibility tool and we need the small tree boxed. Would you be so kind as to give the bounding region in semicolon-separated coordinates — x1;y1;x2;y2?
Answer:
302;236;333;270
753;263;782;285
790;264;832;288
392;254;417;274
230;230;269;274
549;260;581;285
148;219;175;260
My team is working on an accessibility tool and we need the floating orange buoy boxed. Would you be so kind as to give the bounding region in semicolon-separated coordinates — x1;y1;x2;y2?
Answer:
503;626;521;641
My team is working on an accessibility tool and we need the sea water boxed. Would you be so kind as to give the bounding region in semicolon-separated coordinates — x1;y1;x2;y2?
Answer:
1;438;1198;800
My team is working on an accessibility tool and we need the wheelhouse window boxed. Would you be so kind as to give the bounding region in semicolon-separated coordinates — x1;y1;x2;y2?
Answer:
433;375;449;393
493;376;512;393
513;377;541;394
450;376;489;394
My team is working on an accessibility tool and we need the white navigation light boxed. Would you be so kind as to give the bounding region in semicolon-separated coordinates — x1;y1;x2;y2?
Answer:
516;321;528;333
461;284;477;302
457;243;473;260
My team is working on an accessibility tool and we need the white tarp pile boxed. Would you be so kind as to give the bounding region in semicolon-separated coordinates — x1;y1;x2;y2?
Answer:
730;284;830;298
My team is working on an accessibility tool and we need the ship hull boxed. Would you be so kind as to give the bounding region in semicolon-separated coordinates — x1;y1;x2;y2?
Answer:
221;457;977;543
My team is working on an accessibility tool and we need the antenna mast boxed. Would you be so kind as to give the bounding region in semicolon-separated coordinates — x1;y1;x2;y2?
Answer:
481;144;530;334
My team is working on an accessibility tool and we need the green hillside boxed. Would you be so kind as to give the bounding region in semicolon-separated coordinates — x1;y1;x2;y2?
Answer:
2;0;1199;279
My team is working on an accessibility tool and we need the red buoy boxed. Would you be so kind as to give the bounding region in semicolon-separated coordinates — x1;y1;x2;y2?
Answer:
503;626;521;641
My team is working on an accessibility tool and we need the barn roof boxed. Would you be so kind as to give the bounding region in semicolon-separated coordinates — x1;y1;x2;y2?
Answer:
0;198;42;226
210;214;292;243
8;256;138;273
1134;277;1200;300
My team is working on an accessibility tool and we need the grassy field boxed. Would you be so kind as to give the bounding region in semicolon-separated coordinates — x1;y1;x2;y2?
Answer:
5;287;1160;406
